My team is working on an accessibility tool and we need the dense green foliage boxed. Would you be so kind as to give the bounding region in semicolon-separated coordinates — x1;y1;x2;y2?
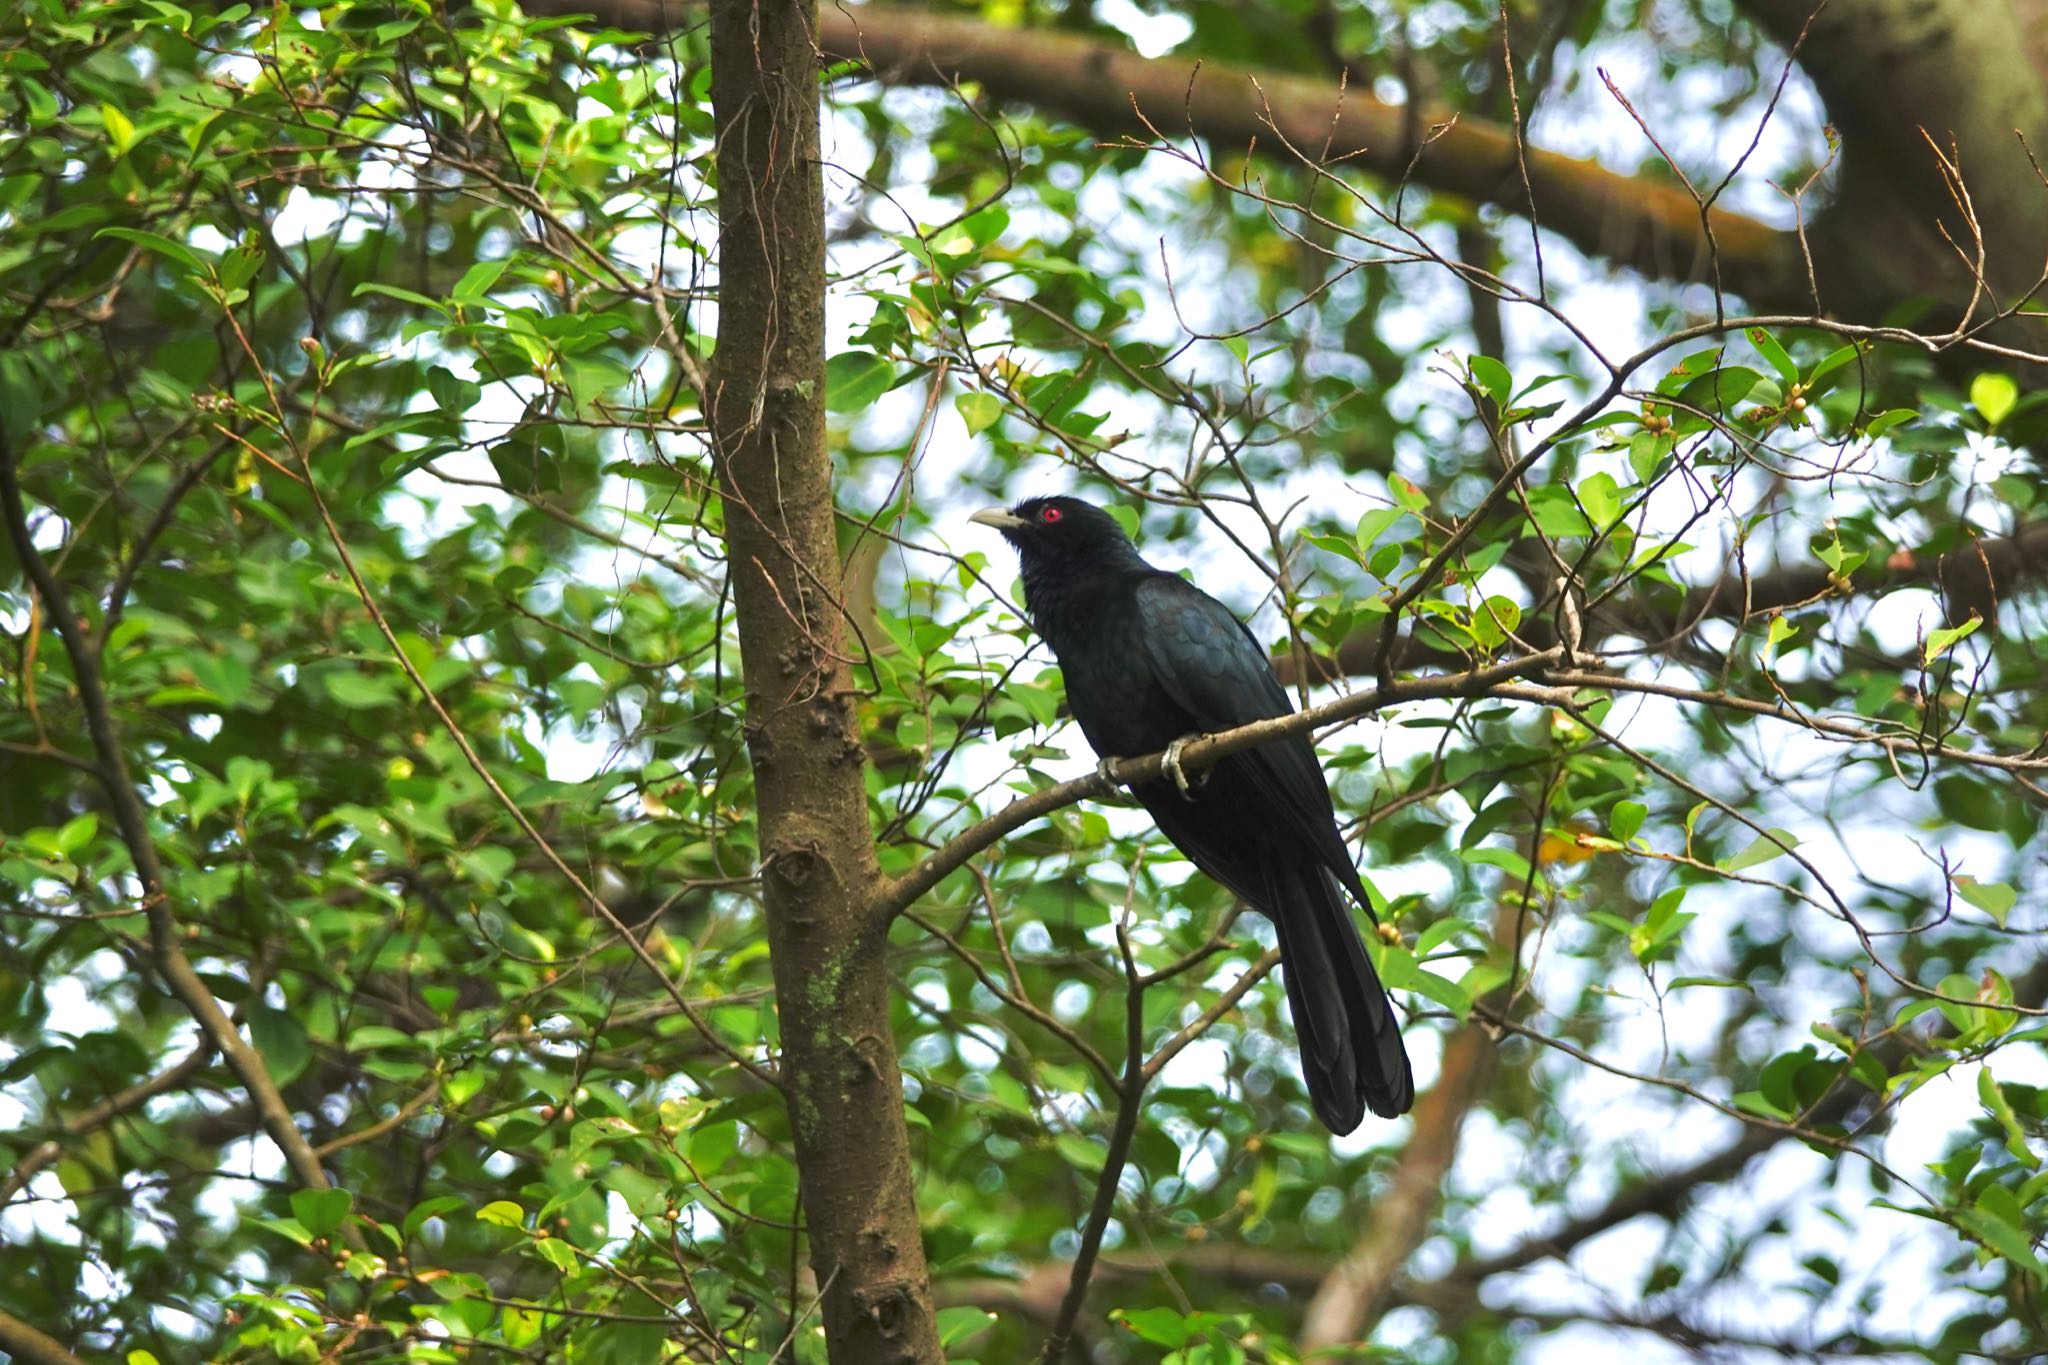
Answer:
1;1;2042;1361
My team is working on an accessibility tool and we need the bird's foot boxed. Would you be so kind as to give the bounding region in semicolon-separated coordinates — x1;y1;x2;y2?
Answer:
1161;735;1202;800
1094;756;1124;789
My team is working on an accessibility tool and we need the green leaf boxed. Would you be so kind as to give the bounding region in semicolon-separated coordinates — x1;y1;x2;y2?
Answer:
1678;365;1764;411
1746;327;1798;385
1810;342;1867;383
1955;1205;2048;1281
1115;1307;1198;1348
1468;354;1512;408
1610;800;1646;843
452;256;511;301
534;1234;580;1272
252;1216;314;1247
938;1307;997;1348
1970;373;2018;427
1934;775;2008;833
1721;827;1799;873
1656;347;1723;395
1978;1067;2039;1169
1404;967;1472;1017
1462;845;1535;883
291;1187;353;1237
218;244;264;292
955;391;1001;435
1864;408;1918;438
476;1200;526;1228
1388;474;1429;514
96;226;207;273
1814;533;1866;579
247;1006;312;1086
0;352;40;443
1054;1133;1106;1174
353;282;451;315
55;812;98;856
403;1195;472;1242
1524;485;1592;538
1577;471;1621;528
826;351;897;412
1469;595;1521;650
428;365;481;415
1923;615;1981;663
324;669;400;709
1953;876;2016;927
1303;531;1360;565
1355;506;1408;553
1760;614;1798;665
1628;430;1673;483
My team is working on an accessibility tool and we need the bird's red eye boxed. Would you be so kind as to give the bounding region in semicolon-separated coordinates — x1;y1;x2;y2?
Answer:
1040;507;1063;523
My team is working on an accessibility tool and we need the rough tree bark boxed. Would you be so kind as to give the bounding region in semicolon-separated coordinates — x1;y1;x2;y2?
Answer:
550;0;1800;306
1739;0;2048;326
706;0;944;1359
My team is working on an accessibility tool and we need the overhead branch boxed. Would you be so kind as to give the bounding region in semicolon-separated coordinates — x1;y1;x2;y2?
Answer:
1737;0;2048;322
527;0;1805;309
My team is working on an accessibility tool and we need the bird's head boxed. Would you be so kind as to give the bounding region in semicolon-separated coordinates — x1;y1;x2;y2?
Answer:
970;497;1149;632
968;496;1140;568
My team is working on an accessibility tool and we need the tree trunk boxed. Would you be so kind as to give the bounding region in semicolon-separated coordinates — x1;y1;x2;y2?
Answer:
707;0;944;1359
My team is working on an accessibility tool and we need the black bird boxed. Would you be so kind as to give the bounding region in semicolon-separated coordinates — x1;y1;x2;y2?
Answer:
972;495;1415;1132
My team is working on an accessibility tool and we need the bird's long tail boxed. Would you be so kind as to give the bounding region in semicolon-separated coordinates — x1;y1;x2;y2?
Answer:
1263;865;1414;1133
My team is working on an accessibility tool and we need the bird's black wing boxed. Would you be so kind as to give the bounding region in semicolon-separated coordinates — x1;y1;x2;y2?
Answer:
1132;574;1365;901
1134;573;1410;1127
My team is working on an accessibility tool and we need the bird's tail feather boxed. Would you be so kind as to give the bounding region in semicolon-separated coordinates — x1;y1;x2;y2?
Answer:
1264;865;1414;1133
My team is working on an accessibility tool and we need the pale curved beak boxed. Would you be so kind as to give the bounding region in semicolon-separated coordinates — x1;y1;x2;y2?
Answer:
969;507;1027;531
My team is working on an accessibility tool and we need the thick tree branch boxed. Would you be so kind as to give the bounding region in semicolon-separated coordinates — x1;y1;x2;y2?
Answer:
0;1311;87;1365
882;580;2048;927
529;0;1804;308
1738;0;2048;324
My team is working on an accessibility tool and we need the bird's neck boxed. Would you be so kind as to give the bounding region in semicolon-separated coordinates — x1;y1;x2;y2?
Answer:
1018;548;1154;649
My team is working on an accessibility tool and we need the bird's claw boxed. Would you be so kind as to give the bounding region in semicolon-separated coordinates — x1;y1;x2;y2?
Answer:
1095;756;1124;789
1162;736;1199;800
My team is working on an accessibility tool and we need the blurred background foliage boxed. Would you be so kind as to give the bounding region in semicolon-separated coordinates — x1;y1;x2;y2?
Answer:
0;0;2043;1361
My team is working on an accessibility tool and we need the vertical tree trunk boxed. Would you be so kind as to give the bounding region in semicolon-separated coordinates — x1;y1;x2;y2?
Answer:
707;2;944;1360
